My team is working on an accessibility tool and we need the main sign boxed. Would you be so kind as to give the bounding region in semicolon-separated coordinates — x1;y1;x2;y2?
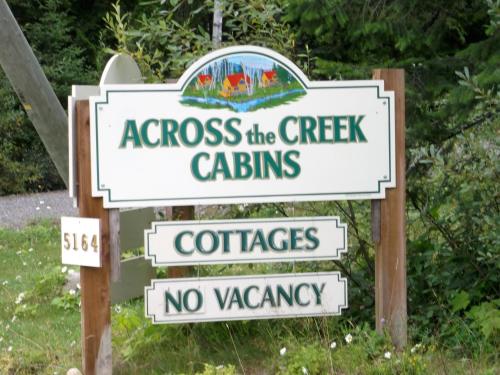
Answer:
90;46;395;208
145;216;347;266
145;272;347;324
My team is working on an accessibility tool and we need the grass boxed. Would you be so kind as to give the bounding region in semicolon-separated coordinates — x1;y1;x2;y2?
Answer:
0;220;80;374
0;220;498;374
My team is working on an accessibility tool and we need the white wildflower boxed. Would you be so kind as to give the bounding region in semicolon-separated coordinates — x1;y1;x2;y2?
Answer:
302;366;309;375
411;343;422;354
39;200;44;204
76;283;81;290
46;206;51;210
69;289;76;296
280;347;287;356
384;351;392;359
0;337;3;342
35;207;40;211
15;275;21;280
7;346;12;352
70;340;76;347
330;341;337;349
2;280;8;286
28;248;34;252
11;315;16;323
38;261;42;266
61;266;68;273
15;292;25;304
16;250;21;255
114;305;122;313
22;262;27;266
345;333;353;344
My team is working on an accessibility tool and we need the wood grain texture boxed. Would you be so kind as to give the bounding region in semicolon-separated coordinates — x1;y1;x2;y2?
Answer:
168;206;195;278
76;100;112;374
372;69;407;349
109;209;121;282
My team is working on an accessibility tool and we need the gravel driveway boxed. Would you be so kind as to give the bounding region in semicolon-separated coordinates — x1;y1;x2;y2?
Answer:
0;190;78;229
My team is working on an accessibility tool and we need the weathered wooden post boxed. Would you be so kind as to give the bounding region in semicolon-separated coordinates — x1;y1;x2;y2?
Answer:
76;100;112;374
372;69;407;349
168;206;194;278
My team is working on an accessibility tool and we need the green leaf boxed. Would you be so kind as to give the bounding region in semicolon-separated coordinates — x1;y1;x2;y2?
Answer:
451;291;470;312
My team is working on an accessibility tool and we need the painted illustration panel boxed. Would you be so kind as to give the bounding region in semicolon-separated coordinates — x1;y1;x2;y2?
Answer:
181;54;306;112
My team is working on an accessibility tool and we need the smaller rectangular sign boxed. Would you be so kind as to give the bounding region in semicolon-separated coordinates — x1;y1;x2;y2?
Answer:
145;216;347;266
145;272;347;324
61;216;101;267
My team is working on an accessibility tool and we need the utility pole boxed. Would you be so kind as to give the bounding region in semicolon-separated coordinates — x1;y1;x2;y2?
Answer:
0;0;69;185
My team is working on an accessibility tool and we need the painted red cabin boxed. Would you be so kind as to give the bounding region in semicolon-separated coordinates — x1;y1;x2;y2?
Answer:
196;74;212;88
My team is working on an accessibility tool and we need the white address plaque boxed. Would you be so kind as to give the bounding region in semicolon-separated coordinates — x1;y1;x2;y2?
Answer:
90;45;395;208
61;216;101;267
145;216;347;266
145;272;347;324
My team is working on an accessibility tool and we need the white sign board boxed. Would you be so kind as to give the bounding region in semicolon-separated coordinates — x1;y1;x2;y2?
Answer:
145;216;347;266
90;46;395;208
61;216;101;267
145;272;347;324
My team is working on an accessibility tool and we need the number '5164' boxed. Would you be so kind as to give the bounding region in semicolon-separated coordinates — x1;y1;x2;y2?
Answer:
63;233;98;252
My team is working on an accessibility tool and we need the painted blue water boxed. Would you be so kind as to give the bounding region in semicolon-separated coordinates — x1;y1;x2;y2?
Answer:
181;88;305;112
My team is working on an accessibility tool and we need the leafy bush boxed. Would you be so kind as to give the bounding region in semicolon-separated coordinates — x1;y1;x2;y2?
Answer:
103;0;295;82
0;0;101;194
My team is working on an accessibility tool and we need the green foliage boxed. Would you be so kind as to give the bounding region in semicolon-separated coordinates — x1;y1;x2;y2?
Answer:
278;342;331;375
0;221;81;373
274;324;430;375
0;0;109;195
467;300;500;339
0;73;56;195
451;291;471;313
103;5;499;354
1;0;499;371
103;0;295;82
194;363;237;375
51;290;80;312
282;0;500;353
1;222;498;373
103;0;212;81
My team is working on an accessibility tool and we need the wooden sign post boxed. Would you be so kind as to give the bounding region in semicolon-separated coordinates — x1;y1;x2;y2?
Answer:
372;69;407;349
76;100;112;374
168;206;194;278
